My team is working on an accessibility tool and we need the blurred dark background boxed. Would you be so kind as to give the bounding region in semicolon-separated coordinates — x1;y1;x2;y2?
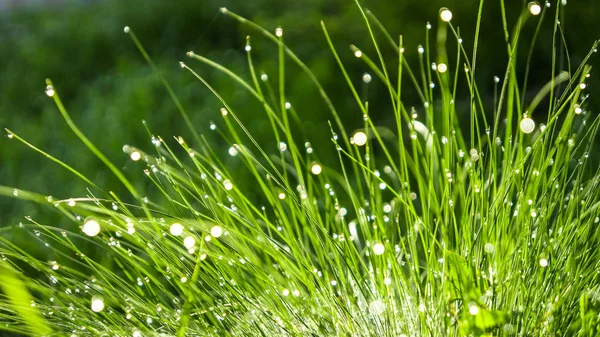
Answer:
0;0;598;229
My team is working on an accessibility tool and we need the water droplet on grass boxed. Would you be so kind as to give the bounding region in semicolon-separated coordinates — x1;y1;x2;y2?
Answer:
373;243;385;255
353;131;368;146
440;8;453;22
310;163;322;175
520;117;535;133
528;2;542;15
45;85;55;97
91;296;104;312
362;73;372;83
82;219;100;237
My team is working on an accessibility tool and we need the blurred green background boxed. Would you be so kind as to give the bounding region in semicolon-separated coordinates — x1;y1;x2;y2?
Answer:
0;0;598;228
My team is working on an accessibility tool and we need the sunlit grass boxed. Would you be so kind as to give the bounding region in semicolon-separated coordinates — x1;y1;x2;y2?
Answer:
1;1;600;336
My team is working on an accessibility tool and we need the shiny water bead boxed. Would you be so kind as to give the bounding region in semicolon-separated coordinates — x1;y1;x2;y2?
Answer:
279;142;287;151
45;85;55;97
520;117;535;133
539;258;548;267
310;163;322;175
123;26;131;33
484;243;495;253
354;49;363;58
353;131;368;146
369;299;385;315
417;45;424;54
130;151;141;161
437;63;448;73
223;180;233;191
440;8;453;22
528;2;542;15
362;73;372;83
210;226;223;238
373;243;385;255
170;223;184;236
82;219;101;237
468;302;479;315
91;296;104;312
275;27;283;37
183;236;196;249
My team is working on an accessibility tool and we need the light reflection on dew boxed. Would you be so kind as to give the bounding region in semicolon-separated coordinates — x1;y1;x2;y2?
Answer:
91;296;104;312
82;219;101;237
45;85;55;97
353;131;368;146
362;73;372;83
223;180;233;191
437;63;448;73
528;2;542;15
440;8;453;22
310;163;322;175
369;299;385;315
210;226;223;238
520;117;535;134
539;258;548;267
373;243;385;255
468;302;479;315
183;236;196;249
170;223;184;236
130;151;141;161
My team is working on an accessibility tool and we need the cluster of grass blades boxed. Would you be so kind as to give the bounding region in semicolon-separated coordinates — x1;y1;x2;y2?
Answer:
1;1;600;336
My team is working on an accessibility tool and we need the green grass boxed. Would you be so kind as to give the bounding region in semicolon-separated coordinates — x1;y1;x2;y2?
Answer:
1;1;600;336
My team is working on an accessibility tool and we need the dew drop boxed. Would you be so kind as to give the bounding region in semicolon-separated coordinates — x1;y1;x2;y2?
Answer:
440;8;453;22
210;226;223;238
528;2;542;15
82;219;101;237
228;146;238;156
45;85;55;97
437;63;448;73
260;73;268;82
373;243;385;255
369;299;385;315
468;302;479;315
520;117;535;134
91;296;104;312
362;73;372;83
223;180;233;191
275;27;283;37
353;131;368;146
183;236;196;249
310;163;322;175
417;45;424;54
539;258;548;267
244;45;251;52
484;243;495;253
170;223;184;236
130;151;141;161
123;26;130;33
7;132;13;139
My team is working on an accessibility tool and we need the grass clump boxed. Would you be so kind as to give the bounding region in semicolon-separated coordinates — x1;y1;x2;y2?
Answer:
1;1;600;336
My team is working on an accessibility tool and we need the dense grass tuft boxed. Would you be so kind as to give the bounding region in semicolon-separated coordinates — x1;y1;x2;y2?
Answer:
1;2;599;336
